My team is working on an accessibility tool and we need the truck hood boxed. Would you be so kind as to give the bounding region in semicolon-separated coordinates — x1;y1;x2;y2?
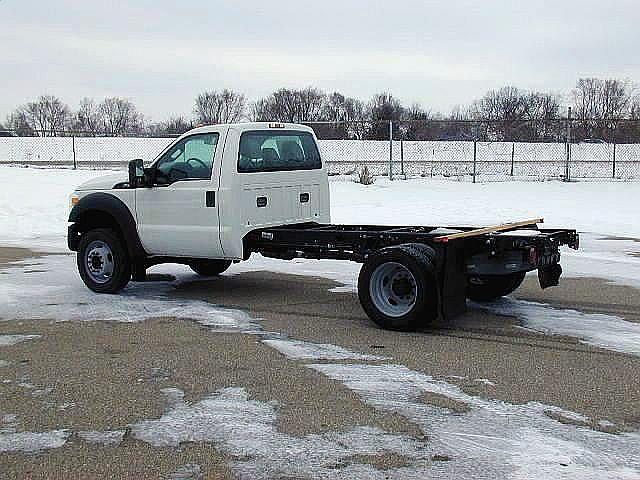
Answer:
75;173;128;191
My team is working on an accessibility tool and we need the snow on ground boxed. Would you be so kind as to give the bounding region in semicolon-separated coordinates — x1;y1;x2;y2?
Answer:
2;166;640;473
0;167;108;250
0;255;255;330
473;298;640;356
2;165;639;248
77;430;126;446
130;386;431;480
62;342;640;478
0;334;41;346
169;464;202;480
0;430;69;454
311;363;640;479
329;177;640;238
262;339;387;361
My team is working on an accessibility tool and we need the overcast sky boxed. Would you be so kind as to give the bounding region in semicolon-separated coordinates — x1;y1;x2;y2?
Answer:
2;0;638;121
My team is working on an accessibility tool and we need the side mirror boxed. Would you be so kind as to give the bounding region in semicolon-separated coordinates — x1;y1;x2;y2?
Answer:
128;159;145;188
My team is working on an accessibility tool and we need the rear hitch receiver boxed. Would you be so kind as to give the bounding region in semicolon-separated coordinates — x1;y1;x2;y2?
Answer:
538;264;562;289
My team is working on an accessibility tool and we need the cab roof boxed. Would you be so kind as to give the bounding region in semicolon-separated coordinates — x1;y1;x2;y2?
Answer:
185;122;316;136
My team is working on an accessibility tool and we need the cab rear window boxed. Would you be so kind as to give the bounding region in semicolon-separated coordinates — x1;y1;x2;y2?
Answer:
238;130;322;173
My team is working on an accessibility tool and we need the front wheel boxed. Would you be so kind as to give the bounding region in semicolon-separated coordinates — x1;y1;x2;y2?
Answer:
189;259;232;277
77;228;131;293
466;271;526;301
358;245;438;331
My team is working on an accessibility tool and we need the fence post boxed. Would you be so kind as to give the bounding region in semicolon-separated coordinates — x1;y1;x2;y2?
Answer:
400;139;405;177
388;120;393;180
612;142;617;179
564;107;572;181
510;142;515;176
472;140;477;183
72;135;77;170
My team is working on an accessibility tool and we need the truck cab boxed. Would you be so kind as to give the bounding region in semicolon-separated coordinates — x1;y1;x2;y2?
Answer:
69;123;330;276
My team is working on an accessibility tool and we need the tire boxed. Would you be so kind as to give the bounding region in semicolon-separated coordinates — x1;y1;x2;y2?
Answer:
466;271;526;301
358;245;438;331
77;228;131;293
189;259;232;277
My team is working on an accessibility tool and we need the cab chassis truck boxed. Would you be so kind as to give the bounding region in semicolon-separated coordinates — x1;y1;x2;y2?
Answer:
68;123;579;331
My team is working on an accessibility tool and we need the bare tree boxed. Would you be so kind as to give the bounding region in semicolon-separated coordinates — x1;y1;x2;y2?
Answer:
573;78;632;120
315;92;367;139
194;89;246;124
11;95;70;136
366;92;404;139
73;98;103;135
252;88;326;123
5;110;35;136
99;97;140;135
469;86;559;141
147;116;193;136
524;92;561;141
573;78;633;140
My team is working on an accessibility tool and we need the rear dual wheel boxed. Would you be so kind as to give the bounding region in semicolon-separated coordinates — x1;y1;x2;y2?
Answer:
358;244;438;331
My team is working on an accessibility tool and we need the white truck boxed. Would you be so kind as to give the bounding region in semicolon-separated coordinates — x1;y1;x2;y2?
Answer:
68;122;579;330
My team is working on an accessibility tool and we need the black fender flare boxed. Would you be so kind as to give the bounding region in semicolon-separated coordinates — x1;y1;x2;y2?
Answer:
68;192;146;259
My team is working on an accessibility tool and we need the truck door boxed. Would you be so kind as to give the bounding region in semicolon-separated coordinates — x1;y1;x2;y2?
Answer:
135;131;224;258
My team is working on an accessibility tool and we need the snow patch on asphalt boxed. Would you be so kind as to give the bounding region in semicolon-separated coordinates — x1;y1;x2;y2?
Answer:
263;339;386;361
473;297;640;356
0;255;256;332
310;363;640;479
0;334;41;346
131;386;430;480
473;378;495;386
77;430;125;446
0;430;69;453
169;464;202;480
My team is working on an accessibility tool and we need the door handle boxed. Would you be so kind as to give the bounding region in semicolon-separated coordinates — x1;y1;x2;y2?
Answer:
206;191;215;207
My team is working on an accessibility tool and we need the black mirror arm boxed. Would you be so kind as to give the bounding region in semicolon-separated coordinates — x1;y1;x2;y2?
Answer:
143;167;156;187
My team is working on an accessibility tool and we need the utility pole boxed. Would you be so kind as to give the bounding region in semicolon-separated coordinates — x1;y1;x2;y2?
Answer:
389;120;393;181
565;107;572;181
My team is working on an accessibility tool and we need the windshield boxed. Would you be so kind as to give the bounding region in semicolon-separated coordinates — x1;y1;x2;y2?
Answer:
238;130;322;173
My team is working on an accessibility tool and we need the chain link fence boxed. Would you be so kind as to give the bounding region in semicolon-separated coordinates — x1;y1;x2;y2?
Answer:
1;119;640;181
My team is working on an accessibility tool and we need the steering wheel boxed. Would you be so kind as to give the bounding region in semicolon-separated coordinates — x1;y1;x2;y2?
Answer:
186;157;208;170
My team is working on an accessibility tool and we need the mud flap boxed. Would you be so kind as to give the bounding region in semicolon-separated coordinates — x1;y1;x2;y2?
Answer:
538;263;562;289
131;261;147;282
439;244;468;320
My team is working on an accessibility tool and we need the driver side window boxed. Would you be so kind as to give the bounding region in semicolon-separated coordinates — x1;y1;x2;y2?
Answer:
155;133;219;185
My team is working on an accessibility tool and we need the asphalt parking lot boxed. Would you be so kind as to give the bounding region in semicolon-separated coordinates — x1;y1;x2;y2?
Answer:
1;246;639;479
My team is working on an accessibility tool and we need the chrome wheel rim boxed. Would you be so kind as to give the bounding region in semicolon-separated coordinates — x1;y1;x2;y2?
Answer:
369;262;417;317
85;240;115;284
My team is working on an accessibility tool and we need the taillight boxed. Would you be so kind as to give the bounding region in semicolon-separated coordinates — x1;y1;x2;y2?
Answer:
528;247;538;265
